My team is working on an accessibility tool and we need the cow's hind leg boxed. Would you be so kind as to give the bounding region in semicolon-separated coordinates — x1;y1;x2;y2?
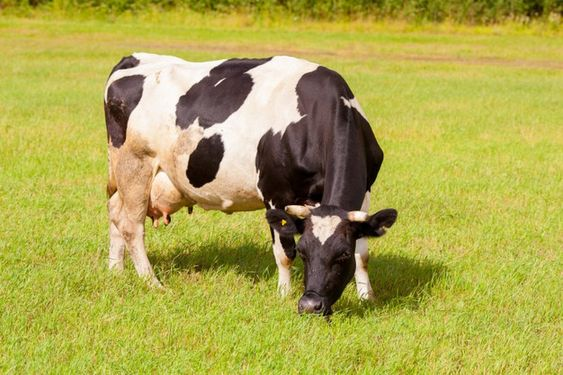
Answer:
355;192;375;301
271;228;296;297
108;197;126;271
109;154;161;287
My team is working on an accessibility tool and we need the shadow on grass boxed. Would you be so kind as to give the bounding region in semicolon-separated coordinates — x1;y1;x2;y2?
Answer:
151;240;277;283
336;253;446;318
152;243;445;316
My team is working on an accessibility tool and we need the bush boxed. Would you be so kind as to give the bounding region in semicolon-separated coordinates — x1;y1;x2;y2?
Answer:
1;0;561;23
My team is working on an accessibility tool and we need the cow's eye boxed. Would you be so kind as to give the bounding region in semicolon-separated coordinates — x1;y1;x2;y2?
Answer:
335;252;352;263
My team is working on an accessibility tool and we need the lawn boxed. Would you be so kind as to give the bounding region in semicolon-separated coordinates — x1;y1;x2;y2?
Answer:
0;14;561;373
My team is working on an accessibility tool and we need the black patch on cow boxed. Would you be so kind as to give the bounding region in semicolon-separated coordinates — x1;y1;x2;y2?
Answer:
280;234;297;260
108;55;140;77
256;65;384;211
186;134;225;188
104;74;145;148
176;57;272;130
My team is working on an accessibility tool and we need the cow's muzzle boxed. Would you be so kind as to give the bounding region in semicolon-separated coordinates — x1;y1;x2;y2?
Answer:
298;291;327;315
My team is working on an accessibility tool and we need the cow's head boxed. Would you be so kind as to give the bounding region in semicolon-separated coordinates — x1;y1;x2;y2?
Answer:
267;204;397;315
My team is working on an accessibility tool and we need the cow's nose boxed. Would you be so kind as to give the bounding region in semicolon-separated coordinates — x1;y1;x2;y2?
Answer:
298;293;324;314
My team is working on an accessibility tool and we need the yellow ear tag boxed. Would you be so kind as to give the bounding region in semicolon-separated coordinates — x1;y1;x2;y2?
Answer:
281;219;287;226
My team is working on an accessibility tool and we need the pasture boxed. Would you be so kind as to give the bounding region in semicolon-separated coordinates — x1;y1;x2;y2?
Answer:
0;14;562;373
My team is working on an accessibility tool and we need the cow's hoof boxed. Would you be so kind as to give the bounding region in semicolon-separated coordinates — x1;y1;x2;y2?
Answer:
278;284;291;298
153;280;165;289
358;290;376;302
108;259;124;272
146;276;164;289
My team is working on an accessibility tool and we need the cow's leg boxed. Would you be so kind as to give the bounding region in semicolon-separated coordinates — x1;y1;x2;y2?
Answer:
109;154;161;287
271;227;296;297
355;192;375;301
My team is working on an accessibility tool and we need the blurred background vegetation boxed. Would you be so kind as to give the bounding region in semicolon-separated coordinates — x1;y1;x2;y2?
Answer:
1;0;561;24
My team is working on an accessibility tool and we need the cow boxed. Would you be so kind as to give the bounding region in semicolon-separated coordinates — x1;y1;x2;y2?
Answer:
104;53;397;315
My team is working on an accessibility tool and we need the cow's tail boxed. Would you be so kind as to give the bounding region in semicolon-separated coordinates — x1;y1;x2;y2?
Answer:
106;149;117;198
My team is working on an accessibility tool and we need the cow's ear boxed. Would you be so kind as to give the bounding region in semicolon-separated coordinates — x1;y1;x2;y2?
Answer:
348;208;397;239
266;209;300;236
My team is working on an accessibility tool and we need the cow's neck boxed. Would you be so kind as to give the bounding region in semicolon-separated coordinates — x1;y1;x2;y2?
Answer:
318;106;384;212
320;127;369;212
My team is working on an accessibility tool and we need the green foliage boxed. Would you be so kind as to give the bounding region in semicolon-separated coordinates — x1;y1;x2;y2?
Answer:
1;16;562;373
1;0;561;23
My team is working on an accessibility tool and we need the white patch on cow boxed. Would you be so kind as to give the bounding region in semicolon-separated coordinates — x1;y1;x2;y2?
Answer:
134;52;188;65
245;56;318;136
311;215;342;245
214;78;226;87
341;96;368;120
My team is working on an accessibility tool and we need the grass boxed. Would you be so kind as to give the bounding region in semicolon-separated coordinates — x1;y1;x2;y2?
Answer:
0;13;562;373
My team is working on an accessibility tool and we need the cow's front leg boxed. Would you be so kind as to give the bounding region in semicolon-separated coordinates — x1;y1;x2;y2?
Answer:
355;237;375;301
271;228;296;297
355;191;375;301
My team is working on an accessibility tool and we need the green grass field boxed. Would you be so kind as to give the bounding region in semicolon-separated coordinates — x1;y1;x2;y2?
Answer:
0;14;562;373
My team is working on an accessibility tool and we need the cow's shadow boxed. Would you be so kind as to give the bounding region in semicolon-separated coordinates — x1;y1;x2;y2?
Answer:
152;242;445;316
334;254;445;317
152;240;278;283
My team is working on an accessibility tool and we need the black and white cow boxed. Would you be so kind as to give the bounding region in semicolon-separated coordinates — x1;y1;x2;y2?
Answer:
104;53;397;315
